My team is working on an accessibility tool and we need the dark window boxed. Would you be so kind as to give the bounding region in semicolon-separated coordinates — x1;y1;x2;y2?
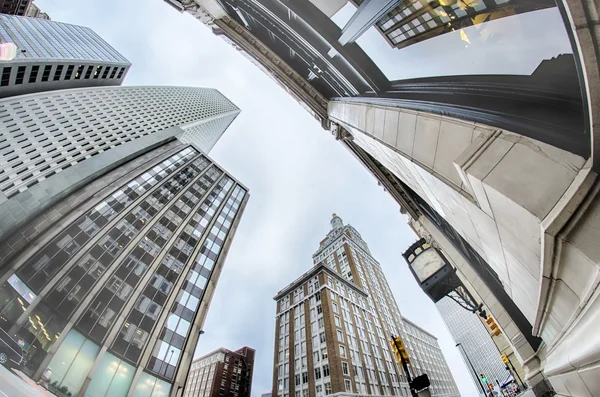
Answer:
41;65;52;82
29;65;39;83
84;65;93;79
75;65;84;79
1;67;11;86
15;66;25;84
117;67;125;79
109;68;117;79
102;67;111;79
66;65;75;79
93;65;102;79
53;65;64;81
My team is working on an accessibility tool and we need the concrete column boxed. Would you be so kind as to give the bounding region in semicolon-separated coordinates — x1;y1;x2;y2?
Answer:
338;0;401;46
559;0;600;168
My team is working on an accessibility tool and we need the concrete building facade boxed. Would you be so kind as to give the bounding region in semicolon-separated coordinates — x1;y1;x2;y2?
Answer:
272;215;459;397
25;2;50;20
0;86;240;249
0;138;249;397
183;346;255;397
0;15;130;98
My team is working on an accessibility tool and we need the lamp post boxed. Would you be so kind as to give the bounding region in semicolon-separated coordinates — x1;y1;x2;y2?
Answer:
456;343;488;396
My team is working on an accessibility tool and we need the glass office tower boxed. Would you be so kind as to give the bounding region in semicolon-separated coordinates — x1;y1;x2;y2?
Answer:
0;86;240;251
0;14;131;97
436;296;508;395
0;140;249;397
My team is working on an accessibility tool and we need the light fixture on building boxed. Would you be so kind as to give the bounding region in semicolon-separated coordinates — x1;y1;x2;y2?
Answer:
403;238;487;319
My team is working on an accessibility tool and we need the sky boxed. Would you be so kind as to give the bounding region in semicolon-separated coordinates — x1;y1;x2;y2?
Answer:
35;0;483;395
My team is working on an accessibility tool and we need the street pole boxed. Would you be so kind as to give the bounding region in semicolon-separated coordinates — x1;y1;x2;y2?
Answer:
495;379;505;397
456;343;488;396
393;335;416;397
507;358;526;391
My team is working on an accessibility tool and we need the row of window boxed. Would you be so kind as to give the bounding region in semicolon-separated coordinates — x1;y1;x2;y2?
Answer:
0;63;126;87
0;87;236;198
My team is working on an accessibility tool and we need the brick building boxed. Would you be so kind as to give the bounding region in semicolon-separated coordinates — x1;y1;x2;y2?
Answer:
271;215;459;397
184;346;255;397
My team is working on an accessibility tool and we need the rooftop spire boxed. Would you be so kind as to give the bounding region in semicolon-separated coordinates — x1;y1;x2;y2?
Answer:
331;213;343;230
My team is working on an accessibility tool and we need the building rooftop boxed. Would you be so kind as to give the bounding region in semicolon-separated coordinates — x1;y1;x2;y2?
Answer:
274;262;367;301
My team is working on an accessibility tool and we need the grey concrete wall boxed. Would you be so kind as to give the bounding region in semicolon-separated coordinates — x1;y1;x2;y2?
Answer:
0;60;130;99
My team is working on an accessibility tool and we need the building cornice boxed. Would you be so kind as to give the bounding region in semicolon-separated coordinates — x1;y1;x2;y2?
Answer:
212;15;330;127
274;263;367;301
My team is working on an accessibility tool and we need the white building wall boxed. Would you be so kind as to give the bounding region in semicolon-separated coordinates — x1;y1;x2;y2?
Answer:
328;101;586;328
0;86;239;200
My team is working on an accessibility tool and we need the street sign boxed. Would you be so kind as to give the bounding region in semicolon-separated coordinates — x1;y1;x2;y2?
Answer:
410;374;430;391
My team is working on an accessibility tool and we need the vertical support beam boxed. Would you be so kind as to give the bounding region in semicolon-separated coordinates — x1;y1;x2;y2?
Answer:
338;0;401;45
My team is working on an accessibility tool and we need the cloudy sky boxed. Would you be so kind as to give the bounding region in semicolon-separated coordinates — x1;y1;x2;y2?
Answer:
30;1;567;396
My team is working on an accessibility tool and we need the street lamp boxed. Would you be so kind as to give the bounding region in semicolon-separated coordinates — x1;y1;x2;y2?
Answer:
456;343;488;396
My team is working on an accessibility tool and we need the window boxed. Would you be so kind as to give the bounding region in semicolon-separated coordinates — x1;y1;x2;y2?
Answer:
345;380;352;393
15;66;25;84
93;65;102;79
1;67;11;86
29;65;39;83
340;345;346;357
302;372;308;384
117;67;125;78
334;316;341;327
84;65;93;79
337;330;343;341
102;66;111;79
319;332;326;344
75;64;84;79
342;362;349;375
295;375;300;386
316;385;323;397
66;64;75;79
315;367;321;380
325;383;332;395
41;65;52;82
314;351;320;363
317;305;322;315
332;303;338;313
321;348;327;360
323;364;330;377
110;67;117;79
53;65;64;81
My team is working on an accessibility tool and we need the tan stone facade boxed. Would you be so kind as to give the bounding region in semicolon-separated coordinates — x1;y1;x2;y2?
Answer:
272;216;459;397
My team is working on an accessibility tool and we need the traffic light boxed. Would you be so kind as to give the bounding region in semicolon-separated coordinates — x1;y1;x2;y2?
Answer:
501;353;509;365
486;315;501;336
390;336;410;364
480;373;488;384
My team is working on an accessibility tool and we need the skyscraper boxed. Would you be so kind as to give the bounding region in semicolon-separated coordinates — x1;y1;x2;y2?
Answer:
436;297;508;395
0;0;31;16
0;86;240;249
0;135;249;396
344;0;555;49
24;2;50;20
0;14;131;97
184;346;255;397
272;215;459;397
